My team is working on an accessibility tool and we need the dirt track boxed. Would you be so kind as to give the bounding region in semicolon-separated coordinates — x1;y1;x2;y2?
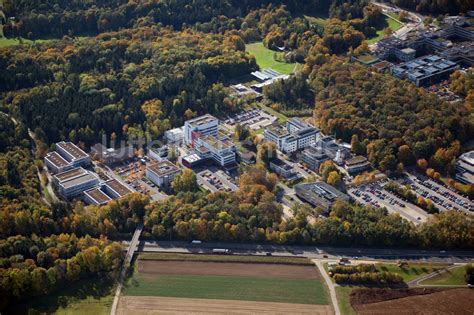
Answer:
354;288;474;315
117;296;333;315
138;260;320;280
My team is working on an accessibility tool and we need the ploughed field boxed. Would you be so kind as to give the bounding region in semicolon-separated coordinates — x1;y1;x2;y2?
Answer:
352;288;474;315
119;255;331;314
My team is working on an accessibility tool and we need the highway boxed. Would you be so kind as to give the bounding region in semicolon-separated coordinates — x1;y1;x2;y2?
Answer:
129;240;474;264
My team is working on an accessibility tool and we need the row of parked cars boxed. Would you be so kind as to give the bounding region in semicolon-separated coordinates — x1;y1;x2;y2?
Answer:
409;176;472;211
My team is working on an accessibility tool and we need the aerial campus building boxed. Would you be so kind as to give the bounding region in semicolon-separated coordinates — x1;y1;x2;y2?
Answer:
344;156;371;175
264;118;319;154
311;136;351;165
165;126;185;144
53;167;99;198
456;151;474;185
194;135;237;167
300;146;330;171
146;160;181;188
184;114;219;146
391;55;459;87
269;158;300;181
45;141;90;173
294;182;350;212
83;179;133;206
250;68;289;93
184;114;237;167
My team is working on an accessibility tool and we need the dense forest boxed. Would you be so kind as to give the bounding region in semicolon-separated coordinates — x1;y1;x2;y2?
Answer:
307;58;474;173
2;0;370;39
1;27;255;145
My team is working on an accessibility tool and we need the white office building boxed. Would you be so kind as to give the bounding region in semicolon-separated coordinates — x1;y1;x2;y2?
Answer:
264;118;319;154
56;141;90;167
184;114;219;146
45;141;90;173
195;135;236;167
146;160;181;188
53;167;99;198
165;126;185;144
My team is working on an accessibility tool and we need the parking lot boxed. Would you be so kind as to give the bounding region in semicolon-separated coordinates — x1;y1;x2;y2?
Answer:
224;109;277;131
349;180;430;225
106;157;169;200
399;172;473;213
197;169;238;193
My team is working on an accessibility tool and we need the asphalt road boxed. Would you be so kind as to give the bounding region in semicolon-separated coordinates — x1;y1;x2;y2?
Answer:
130;240;474;264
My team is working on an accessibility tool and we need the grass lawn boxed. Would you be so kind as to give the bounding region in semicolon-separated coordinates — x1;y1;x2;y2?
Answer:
366;15;403;44
304;14;329;28
335;286;357;315
138;252;312;265
0;37;55;47
124;274;328;305
246;42;297;75
54;295;114;315
377;263;448;282
420;266;467;286
256;103;288;123
7;277;115;315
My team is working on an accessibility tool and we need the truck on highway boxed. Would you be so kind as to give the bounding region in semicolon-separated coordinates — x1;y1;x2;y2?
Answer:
213;248;231;254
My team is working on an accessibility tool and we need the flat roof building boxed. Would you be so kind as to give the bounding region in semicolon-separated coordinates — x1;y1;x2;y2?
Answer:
165;126;185;144
456;151;474;185
83;178;132;206
44;151;73;174
269;159;300;180
146;160;181;188
314;137;351;165
391;55;460;87
184;114;219;146
194;135;237;167
295;182;350;212
84;188;112;206
250;68;290;92
53;167;99;199
103;179;133;199
345;156;371;175
56;141;90;167
300;146;330;171
181;153;204;168
264;119;319;154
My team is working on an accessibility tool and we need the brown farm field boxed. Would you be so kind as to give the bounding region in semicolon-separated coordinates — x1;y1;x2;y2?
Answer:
353;288;474;315
120;256;331;313
117;296;333;315
138;260;321;280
